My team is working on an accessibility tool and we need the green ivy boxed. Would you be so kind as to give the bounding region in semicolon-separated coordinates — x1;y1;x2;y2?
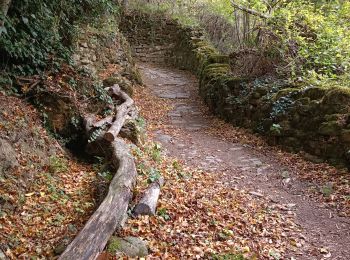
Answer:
0;0;119;76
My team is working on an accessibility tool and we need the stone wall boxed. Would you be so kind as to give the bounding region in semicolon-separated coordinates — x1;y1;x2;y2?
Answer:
37;20;142;143
122;11;350;169
120;13;180;64
73;24;139;81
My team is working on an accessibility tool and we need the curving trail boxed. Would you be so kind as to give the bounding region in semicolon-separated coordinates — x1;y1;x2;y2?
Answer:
138;62;350;259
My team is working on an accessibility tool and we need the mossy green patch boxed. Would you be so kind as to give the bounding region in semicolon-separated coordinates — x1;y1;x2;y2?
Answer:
318;121;342;136
301;87;327;100
107;237;122;253
273;88;301;101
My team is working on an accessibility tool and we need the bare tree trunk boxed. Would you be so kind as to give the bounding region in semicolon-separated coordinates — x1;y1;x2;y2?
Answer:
234;10;242;48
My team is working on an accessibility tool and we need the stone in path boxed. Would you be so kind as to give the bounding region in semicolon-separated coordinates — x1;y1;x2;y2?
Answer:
107;236;148;257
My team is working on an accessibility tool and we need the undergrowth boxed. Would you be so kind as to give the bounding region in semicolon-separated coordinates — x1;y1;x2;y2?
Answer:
0;0;119;85
129;0;350;90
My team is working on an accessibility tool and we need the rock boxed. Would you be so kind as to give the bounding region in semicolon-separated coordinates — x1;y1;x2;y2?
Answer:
0;249;7;260
54;241;67;255
302;86;326;100
340;129;350;143
282;137;300;148
249;191;264;198
318;121;341;136
297;104;312;116
279;120;292;135
255;86;268;96
252;92;261;99
302;153;324;164
0;138;19;175
120;120;142;145
324;114;341;122
72;54;81;62
297;97;311;105
81;58;91;65
321;88;350;114
80;42;88;48
107;236;148;257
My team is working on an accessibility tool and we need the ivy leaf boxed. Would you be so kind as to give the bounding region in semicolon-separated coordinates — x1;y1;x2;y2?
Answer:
0;26;7;35
22;17;29;24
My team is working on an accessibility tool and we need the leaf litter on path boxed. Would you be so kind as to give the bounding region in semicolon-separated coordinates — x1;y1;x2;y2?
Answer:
115;85;305;259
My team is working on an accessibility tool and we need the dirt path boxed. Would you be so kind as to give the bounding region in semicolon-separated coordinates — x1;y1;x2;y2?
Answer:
138;62;350;259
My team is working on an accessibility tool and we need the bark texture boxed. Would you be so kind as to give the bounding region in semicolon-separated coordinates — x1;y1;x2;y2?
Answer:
104;85;134;142
134;177;164;216
59;139;137;260
60;84;138;259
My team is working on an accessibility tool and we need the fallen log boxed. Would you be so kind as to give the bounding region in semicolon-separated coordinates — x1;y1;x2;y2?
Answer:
59;139;137;260
104;85;134;142
133;177;165;216
93;115;114;128
60;82;139;259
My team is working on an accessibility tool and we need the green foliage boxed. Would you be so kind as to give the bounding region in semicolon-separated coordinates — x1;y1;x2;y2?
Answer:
97;170;114;182
133;0;350;89
320;183;333;197
93;82;113;105
269;1;350;81
147;143;162;162
93;156;114;182
147;168;161;183
49;156;68;174
88;128;103;143
0;0;119;76
269;123;282;136
157;207;170;220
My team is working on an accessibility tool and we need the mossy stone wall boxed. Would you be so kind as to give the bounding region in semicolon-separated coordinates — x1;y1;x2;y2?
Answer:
121;11;350;169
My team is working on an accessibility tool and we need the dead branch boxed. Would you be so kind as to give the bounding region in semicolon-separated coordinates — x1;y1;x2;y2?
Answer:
133;177;165;216
104;85;134;142
230;1;270;19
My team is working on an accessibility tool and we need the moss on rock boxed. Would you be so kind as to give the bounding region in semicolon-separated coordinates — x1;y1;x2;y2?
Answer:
107;236;148;257
318;121;342;136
